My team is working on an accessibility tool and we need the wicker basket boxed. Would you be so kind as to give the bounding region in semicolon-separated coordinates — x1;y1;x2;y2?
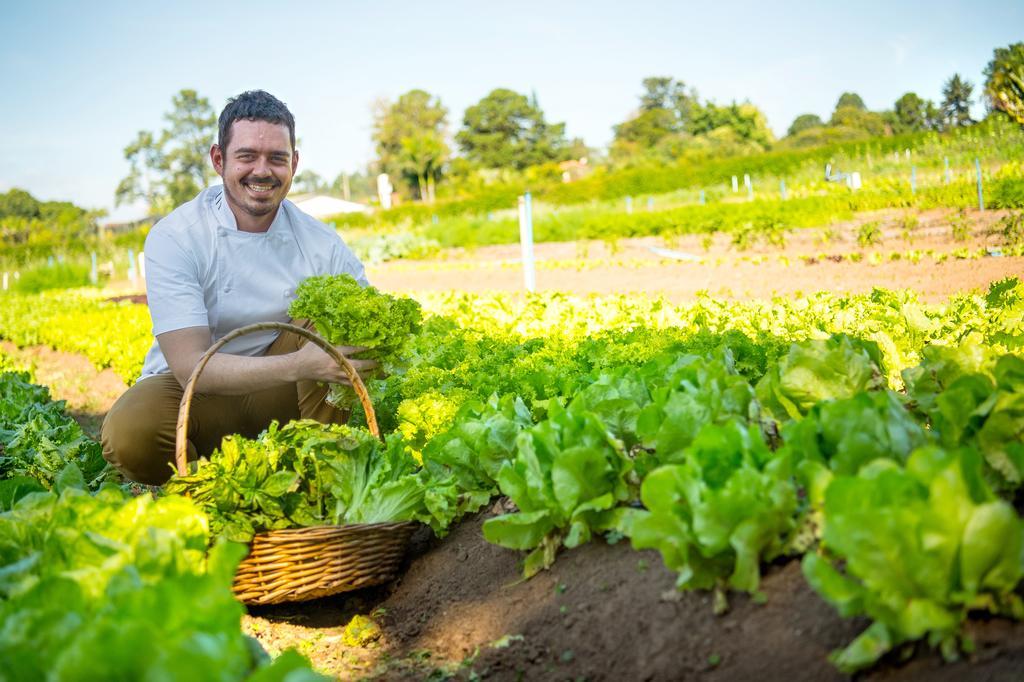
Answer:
174;321;416;606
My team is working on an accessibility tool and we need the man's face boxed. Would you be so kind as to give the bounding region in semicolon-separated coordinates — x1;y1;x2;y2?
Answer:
211;119;298;220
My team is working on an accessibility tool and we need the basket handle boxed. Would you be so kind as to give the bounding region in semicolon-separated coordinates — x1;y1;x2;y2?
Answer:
174;321;380;476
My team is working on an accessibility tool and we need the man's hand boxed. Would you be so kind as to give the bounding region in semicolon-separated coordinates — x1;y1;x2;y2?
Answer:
157;326;378;395
291;342;379;386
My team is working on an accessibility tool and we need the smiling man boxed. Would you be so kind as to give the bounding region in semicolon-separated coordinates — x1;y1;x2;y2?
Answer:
101;90;373;485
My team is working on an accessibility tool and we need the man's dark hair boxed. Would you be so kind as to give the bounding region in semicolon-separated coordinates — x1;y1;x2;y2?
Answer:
218;90;296;151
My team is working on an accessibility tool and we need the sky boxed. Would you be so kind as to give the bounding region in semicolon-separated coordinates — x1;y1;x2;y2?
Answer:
0;0;1020;218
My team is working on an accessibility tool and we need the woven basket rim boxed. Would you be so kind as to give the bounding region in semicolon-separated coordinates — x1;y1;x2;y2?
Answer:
250;520;419;539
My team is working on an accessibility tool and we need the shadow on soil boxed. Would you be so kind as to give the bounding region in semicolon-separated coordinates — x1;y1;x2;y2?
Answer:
245;509;1024;681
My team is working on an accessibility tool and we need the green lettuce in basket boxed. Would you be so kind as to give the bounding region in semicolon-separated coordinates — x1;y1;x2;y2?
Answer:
288;274;422;412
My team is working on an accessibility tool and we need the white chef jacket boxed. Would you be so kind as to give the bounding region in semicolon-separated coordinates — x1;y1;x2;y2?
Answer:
138;185;367;381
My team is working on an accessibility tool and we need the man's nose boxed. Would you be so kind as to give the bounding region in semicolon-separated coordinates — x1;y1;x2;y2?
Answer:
253;157;271;176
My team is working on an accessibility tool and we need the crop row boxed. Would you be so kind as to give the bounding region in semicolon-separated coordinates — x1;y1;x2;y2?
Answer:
160;276;1024;673
2;280;1023;674
0;354;327;680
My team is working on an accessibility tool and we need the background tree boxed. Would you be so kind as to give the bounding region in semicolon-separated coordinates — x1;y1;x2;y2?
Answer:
398;132;447;202
291;170;326;194
456;88;570;170
372;90;449;200
115;131;164;211
613;77;698;151
830;92;887;137
941;74;974;128
891;92;942;133
689;101;775;148
161;90;217;205
983;42;1024;125
330;169;376;203
787;113;823;137
835;92;867;110
114;89;216;212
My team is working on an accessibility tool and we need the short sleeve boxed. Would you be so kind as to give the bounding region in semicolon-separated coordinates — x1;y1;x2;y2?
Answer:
330;239;369;287
144;226;210;335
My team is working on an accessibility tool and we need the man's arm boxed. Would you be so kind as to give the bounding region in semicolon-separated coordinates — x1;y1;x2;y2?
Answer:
158;327;376;394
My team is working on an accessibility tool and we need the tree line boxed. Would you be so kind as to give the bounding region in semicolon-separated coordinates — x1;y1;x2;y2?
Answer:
114;42;1023;210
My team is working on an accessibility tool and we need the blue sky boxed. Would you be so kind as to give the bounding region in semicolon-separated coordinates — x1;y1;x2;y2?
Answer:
0;0;1020;216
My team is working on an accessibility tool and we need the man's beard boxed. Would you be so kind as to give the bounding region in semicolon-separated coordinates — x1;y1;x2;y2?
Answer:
225;180;279;217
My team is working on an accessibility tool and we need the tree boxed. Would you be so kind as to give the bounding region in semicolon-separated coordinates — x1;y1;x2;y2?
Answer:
115;89;216;211
613;108;679;148
0;188;41;219
456;88;570;170
892;92;942;133
787;113;824;137
835;92;867;111
941;74;974;128
398;132;447;202
115;130;164;211
372;89;449;200
613;77;699;151
292;170;325;194
983;42;1024;125
689;101;775;148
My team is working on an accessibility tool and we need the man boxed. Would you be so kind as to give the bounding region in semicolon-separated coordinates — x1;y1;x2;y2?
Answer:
102;90;374;485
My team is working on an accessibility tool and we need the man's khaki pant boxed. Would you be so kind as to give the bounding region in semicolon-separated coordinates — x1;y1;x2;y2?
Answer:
101;324;345;485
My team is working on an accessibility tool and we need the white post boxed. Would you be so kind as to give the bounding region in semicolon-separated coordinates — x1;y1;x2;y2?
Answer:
518;193;536;293
625;196;633;214
731;176;738;192
127;249;137;285
137;251;146;282
90;252;98;284
376;173;393;210
2;273;7;291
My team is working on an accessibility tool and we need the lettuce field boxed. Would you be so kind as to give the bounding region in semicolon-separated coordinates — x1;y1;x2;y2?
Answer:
1;210;1023;681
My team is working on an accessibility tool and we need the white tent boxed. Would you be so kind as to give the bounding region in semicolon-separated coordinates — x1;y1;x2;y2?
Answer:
290;194;370;219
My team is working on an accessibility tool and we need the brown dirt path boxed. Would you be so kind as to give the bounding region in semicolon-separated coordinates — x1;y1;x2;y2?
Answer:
368;208;1023;303
0;341;126;438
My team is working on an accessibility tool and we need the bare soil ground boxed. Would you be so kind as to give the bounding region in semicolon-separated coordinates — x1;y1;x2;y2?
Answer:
0;340;126;439
369;208;1022;303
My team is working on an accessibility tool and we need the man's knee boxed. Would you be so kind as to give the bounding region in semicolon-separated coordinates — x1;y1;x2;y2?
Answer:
101;382;178;485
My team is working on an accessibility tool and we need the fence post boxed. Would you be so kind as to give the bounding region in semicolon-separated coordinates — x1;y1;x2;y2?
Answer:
744;174;753;201
910;166;916;195
731;176;738;192
699;189;706;205
975;158;984;211
2;273;7;291
518;193;536;292
646;196;654;211
780;179;787;200
944;157;951;184
90;252;98;284
625;196;633;214
127;248;137;285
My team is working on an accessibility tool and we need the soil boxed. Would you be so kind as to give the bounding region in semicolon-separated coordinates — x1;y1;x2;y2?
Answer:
0;340;126;439
243;510;1024;682
368;208;1023;303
